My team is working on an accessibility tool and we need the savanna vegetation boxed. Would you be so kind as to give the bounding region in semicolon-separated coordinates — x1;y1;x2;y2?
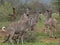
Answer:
0;0;60;45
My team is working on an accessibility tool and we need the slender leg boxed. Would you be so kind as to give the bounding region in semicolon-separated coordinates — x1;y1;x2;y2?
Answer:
21;35;24;44
16;35;21;44
52;28;56;38
9;32;14;45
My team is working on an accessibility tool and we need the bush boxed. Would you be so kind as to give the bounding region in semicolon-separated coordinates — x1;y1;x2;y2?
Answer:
0;1;12;21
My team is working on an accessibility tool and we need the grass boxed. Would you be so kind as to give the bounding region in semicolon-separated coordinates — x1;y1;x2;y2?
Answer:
0;21;11;29
0;41;59;45
0;13;60;45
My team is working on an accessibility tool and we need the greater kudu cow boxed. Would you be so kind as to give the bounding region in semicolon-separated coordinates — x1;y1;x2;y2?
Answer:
44;10;57;38
0;13;29;45
28;11;40;31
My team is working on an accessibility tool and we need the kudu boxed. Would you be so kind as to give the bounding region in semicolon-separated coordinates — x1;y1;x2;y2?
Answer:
28;11;40;31
0;13;29;45
44;10;57;38
1;12;38;44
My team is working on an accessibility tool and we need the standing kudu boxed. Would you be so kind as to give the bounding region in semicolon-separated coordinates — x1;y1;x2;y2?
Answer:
46;18;57;38
0;13;29;45
7;11;40;44
44;10;57;38
28;11;40;31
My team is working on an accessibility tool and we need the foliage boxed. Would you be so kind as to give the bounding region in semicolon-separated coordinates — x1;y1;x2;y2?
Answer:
52;0;60;16
0;1;12;21
52;0;60;10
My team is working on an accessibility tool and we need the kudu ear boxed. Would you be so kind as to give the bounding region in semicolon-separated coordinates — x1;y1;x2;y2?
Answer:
2;26;6;31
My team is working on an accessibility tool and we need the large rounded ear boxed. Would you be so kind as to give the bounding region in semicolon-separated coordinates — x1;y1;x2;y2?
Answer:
2;27;6;29
2;27;6;31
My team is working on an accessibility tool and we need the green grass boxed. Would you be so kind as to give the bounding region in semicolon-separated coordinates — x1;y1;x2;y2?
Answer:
0;21;11;29
0;41;59;45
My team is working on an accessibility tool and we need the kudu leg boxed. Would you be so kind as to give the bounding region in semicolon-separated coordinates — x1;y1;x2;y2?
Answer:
21;35;24;44
52;28;57;38
9;32;15;45
16;34;21;44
